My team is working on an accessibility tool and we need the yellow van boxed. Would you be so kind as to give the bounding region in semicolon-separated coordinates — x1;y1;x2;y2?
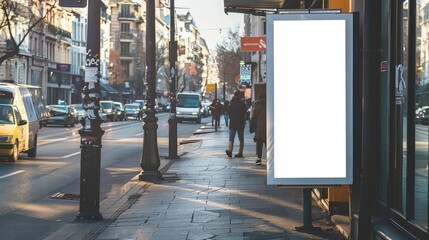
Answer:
0;104;28;161
0;81;41;161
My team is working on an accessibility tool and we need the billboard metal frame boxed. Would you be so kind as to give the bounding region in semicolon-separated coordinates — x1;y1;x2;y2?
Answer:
266;12;356;185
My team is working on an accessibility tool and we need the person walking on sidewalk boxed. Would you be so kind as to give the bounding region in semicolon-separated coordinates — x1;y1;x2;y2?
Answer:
210;98;222;127
250;92;267;165
223;100;230;127
226;90;247;158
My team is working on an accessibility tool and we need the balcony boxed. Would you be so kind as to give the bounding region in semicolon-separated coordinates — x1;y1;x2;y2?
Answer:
45;24;71;39
120;32;134;40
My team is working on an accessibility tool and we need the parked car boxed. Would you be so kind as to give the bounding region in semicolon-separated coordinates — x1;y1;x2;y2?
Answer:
44;105;75;127
71;103;85;123
416;106;429;124
114;102;127;121
133;100;145;119
124;103;141;120
100;100;117;121
201;100;212;117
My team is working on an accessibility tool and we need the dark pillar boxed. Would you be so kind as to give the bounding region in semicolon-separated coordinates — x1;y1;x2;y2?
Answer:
358;0;380;238
76;0;104;221
167;0;179;159
139;0;162;181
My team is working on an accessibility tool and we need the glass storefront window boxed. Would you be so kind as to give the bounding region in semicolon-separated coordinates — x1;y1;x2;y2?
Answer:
415;0;428;230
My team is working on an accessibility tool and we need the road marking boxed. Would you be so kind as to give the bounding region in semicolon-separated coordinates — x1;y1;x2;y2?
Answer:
135;132;143;136
62;151;81;158
0;170;26;180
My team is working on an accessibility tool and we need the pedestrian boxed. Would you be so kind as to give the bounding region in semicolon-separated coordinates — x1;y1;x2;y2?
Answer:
250;92;267;165
210;98;222;127
223;100;229;127
226;90;247;158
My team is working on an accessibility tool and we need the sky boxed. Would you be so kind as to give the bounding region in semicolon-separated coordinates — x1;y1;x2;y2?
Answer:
174;0;244;50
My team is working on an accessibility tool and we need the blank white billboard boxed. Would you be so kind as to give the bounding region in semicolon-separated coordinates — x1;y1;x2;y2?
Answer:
266;13;355;185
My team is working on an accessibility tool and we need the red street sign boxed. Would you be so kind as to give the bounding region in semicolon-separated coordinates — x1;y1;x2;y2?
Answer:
241;36;266;52
380;61;387;72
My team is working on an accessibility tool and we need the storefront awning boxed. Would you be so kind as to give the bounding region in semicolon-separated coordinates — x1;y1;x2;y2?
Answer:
224;0;324;15
224;0;286;15
100;83;119;94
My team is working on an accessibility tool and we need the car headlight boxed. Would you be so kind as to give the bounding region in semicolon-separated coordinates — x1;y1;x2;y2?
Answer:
117;111;122;115
192;112;198;115
176;111;182;115
0;135;12;143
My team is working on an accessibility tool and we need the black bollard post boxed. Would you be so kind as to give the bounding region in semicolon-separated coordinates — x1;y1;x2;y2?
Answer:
75;0;104;221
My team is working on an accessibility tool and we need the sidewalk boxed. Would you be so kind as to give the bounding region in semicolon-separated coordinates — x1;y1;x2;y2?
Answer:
47;123;346;240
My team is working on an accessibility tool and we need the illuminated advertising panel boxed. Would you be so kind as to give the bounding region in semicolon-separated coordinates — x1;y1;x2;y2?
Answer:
266;13;355;185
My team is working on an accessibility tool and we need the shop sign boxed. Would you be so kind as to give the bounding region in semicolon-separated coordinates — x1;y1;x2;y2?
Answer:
241;36;266;52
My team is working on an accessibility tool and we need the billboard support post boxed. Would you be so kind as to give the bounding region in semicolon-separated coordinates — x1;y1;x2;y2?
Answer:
295;188;321;232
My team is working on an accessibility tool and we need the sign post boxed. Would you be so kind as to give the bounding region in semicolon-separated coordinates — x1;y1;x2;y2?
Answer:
60;0;104;221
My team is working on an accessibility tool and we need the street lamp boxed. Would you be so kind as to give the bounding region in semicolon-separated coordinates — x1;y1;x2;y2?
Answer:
167;0;179;159
139;0;162;181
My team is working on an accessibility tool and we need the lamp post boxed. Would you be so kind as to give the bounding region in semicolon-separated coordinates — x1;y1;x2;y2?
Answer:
167;0;179;159
76;0;104;221
139;0;162;181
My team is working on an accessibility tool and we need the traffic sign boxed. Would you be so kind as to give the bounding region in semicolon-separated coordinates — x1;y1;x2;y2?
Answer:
206;83;216;92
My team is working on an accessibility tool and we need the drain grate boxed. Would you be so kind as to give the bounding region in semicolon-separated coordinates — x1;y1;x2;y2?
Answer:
49;192;80;201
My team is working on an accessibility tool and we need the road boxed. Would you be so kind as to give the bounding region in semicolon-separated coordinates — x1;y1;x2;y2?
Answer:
0;112;210;240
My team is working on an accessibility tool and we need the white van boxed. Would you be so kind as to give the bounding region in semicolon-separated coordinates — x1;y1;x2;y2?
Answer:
0;81;42;159
176;92;202;123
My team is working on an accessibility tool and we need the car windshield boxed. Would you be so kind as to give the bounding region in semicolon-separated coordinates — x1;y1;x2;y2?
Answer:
114;103;122;110
101;103;112;109
0;105;14;124
125;105;139;110
177;95;200;108
49;106;68;116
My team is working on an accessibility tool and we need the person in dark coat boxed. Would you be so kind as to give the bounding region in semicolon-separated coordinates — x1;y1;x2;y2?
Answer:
210;98;222;127
226;90;247;158
250;92;267;165
223;100;230;127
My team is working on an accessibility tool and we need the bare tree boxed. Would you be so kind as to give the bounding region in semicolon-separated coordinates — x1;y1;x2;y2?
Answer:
0;0;55;66
109;50;126;85
216;28;241;95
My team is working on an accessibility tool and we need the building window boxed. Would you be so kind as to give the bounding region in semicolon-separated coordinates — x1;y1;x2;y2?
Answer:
121;23;130;32
120;4;131;18
120;42;131;56
120;60;130;78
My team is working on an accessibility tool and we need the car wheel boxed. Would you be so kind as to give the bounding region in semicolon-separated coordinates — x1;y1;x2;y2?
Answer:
9;141;18;162
27;135;37;157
